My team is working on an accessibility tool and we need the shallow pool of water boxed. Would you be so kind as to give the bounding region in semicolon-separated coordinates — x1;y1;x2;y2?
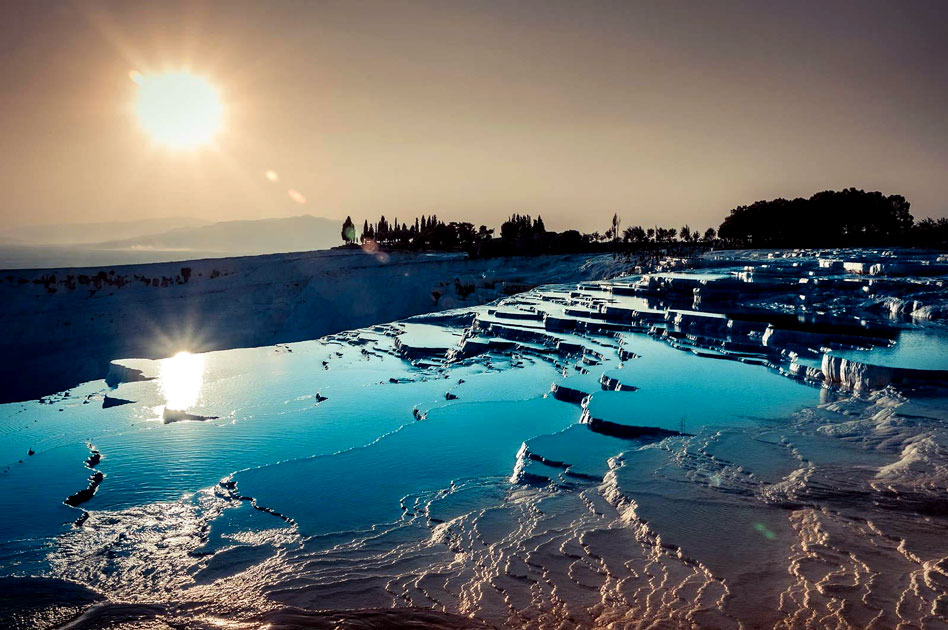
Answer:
828;328;948;371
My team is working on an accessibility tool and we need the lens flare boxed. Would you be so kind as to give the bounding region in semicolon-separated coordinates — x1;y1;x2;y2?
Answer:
287;189;307;204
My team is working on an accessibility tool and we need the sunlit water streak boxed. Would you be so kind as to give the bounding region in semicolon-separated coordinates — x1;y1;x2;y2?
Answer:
159;351;206;412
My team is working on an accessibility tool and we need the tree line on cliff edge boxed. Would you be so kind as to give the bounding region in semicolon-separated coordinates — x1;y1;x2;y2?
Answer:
339;188;948;255
339;212;717;256
717;188;947;247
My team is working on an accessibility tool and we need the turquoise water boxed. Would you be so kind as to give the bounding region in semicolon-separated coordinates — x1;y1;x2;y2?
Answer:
586;333;811;433
827;328;948;371
236;397;578;537
0;284;820;605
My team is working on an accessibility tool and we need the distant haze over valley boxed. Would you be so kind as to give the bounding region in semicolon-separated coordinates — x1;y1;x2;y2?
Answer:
0;217;212;246
0;215;342;269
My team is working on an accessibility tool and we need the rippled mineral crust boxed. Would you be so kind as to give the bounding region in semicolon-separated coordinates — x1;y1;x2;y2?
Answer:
2;247;948;630
20;599;494;630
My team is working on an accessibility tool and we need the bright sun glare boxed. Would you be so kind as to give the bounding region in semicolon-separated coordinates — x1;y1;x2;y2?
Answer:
132;71;223;149
159;351;205;411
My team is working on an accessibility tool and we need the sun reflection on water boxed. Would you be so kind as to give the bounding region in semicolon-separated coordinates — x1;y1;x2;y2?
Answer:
159;351;205;411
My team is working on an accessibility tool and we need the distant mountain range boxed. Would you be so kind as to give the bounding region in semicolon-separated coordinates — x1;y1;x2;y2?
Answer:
0;215;344;269
95;215;342;255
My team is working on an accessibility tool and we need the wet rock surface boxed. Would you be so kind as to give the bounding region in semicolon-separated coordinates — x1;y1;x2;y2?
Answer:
0;577;102;630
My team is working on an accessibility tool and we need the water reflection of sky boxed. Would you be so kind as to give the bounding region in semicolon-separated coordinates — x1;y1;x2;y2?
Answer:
159;351;205;411
828;329;948;371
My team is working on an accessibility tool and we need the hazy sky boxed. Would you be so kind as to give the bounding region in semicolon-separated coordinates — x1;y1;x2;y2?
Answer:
2;0;946;233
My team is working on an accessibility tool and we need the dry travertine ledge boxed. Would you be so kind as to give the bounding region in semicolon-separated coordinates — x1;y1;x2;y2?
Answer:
0;249;635;403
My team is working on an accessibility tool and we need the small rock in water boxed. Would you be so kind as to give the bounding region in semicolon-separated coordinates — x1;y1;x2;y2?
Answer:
162;408;218;424
85;449;101;468
103;395;135;409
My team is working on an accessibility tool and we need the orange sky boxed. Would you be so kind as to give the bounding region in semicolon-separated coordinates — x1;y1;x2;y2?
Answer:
1;0;946;233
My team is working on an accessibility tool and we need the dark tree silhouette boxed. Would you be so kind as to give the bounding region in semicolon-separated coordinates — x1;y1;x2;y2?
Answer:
341;216;356;244
912;218;948;247
718;188;914;247
608;213;621;243
622;225;647;244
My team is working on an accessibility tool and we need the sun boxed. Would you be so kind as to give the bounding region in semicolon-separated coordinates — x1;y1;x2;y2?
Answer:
132;71;223;149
